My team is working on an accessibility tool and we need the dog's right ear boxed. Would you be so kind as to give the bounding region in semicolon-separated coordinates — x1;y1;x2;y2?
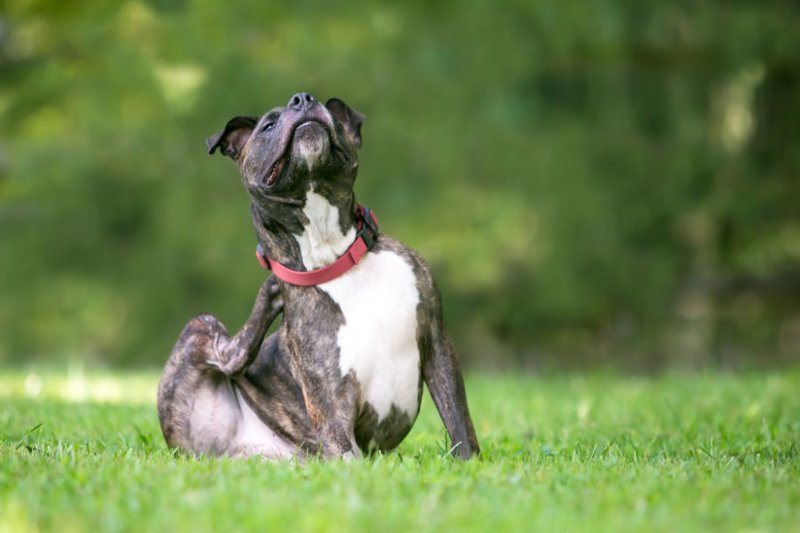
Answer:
206;116;258;160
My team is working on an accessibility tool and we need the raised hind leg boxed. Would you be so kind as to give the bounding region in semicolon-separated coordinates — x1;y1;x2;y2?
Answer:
203;276;283;377
156;276;284;454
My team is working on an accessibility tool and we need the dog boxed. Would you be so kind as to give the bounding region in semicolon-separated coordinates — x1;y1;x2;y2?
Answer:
157;92;480;460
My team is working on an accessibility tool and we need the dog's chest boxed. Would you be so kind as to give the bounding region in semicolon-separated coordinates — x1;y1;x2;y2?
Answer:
319;250;421;421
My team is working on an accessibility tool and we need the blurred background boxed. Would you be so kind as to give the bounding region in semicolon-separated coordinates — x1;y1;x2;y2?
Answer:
1;0;799;372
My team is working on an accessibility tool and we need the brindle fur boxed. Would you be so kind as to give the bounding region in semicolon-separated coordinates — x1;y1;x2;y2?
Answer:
157;93;480;460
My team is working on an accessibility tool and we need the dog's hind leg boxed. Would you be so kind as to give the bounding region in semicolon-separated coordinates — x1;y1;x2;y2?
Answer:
157;276;283;453
205;275;283;377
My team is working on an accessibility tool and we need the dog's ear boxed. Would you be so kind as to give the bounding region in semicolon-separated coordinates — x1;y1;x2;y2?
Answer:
206;115;258;159
325;98;365;149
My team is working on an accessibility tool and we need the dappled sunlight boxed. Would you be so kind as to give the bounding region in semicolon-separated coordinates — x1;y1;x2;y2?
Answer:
712;65;764;153
0;365;158;404
153;63;208;111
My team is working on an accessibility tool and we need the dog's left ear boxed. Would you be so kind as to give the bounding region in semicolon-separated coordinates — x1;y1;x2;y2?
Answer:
325;98;365;149
206;115;258;160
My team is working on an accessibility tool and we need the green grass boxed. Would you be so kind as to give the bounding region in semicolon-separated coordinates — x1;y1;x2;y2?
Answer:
1;368;799;533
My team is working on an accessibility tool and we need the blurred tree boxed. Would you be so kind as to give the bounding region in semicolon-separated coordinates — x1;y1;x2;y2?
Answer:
0;0;798;369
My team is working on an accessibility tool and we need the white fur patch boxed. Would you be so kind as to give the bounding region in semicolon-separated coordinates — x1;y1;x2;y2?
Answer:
320;251;421;420
294;187;356;269
233;388;297;458
293;122;328;171
296;140;322;171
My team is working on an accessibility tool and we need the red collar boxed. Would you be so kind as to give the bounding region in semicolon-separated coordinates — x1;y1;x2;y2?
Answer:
256;205;379;286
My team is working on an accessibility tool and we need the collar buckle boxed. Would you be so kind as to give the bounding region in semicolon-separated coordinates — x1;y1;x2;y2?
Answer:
356;206;379;251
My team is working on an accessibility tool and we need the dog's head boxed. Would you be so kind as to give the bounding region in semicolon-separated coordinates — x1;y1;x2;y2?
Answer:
206;93;364;214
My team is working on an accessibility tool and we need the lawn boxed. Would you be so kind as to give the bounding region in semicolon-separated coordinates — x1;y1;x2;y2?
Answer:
1;367;798;532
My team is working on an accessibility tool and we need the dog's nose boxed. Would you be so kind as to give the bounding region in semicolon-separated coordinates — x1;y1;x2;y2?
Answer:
288;92;317;112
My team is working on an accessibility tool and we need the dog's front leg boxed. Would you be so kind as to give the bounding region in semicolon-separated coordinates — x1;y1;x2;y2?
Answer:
422;314;481;460
206;276;283;377
297;369;361;460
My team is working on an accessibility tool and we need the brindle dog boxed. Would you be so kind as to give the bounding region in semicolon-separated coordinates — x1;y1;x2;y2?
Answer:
157;93;480;460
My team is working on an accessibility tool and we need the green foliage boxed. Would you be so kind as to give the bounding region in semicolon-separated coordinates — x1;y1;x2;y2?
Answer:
1;1;799;367
1;369;799;531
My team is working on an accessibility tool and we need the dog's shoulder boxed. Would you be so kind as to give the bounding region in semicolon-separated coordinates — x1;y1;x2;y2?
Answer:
374;235;441;305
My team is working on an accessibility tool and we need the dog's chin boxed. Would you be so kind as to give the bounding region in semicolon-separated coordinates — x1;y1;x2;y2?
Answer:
291;121;330;170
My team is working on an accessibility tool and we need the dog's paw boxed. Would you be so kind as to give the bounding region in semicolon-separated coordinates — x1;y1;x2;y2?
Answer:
341;450;359;462
267;275;281;293
270;295;284;314
265;275;284;313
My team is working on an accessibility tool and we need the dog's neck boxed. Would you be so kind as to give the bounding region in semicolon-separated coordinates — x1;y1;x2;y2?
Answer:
293;188;357;270
252;186;357;272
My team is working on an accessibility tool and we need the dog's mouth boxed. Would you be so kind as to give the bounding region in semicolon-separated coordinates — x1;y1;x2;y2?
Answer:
263;119;329;187
265;157;286;186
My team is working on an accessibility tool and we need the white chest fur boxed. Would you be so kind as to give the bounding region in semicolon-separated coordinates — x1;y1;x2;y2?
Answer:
320;251;421;421
294;188;356;270
293;188;421;421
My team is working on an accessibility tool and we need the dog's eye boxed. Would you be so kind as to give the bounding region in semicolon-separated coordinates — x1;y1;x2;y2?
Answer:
260;122;275;133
